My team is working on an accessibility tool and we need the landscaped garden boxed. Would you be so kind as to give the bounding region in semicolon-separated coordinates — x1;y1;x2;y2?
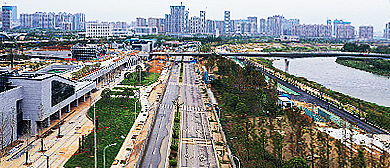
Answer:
64;90;140;168
168;98;181;167
71;63;101;81
120;71;160;86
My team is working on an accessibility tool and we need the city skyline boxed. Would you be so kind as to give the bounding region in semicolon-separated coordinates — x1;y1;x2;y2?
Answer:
3;0;390;34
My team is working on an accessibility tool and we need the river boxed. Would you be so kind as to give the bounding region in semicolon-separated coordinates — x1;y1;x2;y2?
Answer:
271;57;390;107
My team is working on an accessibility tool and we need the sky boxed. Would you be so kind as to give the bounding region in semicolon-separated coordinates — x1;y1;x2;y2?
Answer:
2;0;390;34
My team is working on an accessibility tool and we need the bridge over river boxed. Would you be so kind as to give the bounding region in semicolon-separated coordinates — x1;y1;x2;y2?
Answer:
151;51;390;58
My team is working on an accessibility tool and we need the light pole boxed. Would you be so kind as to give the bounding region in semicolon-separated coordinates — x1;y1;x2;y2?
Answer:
226;153;241;168
94;102;97;168
42;154;49;168
103;143;116;168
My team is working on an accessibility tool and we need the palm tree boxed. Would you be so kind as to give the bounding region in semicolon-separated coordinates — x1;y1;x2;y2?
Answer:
123;88;134;99
135;65;142;85
145;64;152;74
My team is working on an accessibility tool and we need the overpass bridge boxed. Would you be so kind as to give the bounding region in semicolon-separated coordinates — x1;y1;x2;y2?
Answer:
151;51;390;58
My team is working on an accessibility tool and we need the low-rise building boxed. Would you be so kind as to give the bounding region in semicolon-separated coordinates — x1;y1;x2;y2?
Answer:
0;55;138;149
71;44;107;60
134;26;158;36
86;21;113;38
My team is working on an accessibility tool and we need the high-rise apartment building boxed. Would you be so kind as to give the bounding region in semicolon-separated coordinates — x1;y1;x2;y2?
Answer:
169;5;185;33
189;16;199;34
2;5;17;30
73;13;86;30
148;18;158;28
200;11;206;34
267;15;284;37
215;20;224;35
184;10;189;33
247;16;258;35
206;19;215;34
20;12;85;30
259;18;267;35
293;24;332;38
359;26;374;40
283;18;299;35
165;14;171;33
386;23;390;39
136;17;147;27
224;11;231;34
334;20;355;39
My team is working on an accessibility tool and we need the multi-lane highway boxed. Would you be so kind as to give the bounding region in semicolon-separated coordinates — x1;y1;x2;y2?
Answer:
140;56;218;168
140;56;181;168
179;56;218;167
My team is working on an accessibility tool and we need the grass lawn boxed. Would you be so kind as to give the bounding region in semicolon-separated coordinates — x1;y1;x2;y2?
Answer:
64;97;140;168
120;72;160;86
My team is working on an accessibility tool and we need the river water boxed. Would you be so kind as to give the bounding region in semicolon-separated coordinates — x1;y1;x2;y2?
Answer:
271;57;390;107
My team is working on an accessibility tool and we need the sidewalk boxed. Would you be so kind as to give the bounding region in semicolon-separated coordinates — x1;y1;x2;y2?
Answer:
1;92;98;168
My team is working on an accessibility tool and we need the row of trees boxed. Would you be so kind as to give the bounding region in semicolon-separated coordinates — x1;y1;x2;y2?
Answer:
209;56;389;167
342;42;390;54
210;57;306;167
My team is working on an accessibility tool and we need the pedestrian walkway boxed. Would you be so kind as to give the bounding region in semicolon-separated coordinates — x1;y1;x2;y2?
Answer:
159;104;204;112
181;105;204;112
168;82;196;87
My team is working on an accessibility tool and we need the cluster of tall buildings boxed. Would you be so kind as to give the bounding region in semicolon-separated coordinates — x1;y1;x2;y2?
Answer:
131;4;373;40
1;5;85;31
20;12;85;30
2;4;390;40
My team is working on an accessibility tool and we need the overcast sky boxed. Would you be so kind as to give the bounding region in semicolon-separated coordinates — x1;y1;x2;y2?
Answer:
3;0;390;34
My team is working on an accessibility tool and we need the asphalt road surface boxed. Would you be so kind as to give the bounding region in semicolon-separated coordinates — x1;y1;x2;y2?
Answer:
140;56;181;168
179;56;218;168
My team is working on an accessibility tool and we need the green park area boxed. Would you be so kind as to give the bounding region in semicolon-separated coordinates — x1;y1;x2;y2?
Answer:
120;71;160;86
64;90;140;168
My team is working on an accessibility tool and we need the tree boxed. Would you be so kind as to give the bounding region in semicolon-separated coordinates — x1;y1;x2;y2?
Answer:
335;139;347;168
205;54;216;72
122;88;134;99
285;156;310;168
351;147;366;168
101;88;111;101
272;130;284;167
145;63;152;74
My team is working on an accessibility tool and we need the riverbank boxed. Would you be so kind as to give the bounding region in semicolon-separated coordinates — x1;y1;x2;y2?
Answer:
252;57;390;132
336;57;390;77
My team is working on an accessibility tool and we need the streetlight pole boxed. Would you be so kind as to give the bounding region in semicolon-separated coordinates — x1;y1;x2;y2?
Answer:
226;153;241;168
42;154;49;168
94;103;97;168
103;143;116;168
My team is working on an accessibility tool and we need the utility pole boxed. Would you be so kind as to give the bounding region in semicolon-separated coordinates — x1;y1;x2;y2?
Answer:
94;103;97;168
